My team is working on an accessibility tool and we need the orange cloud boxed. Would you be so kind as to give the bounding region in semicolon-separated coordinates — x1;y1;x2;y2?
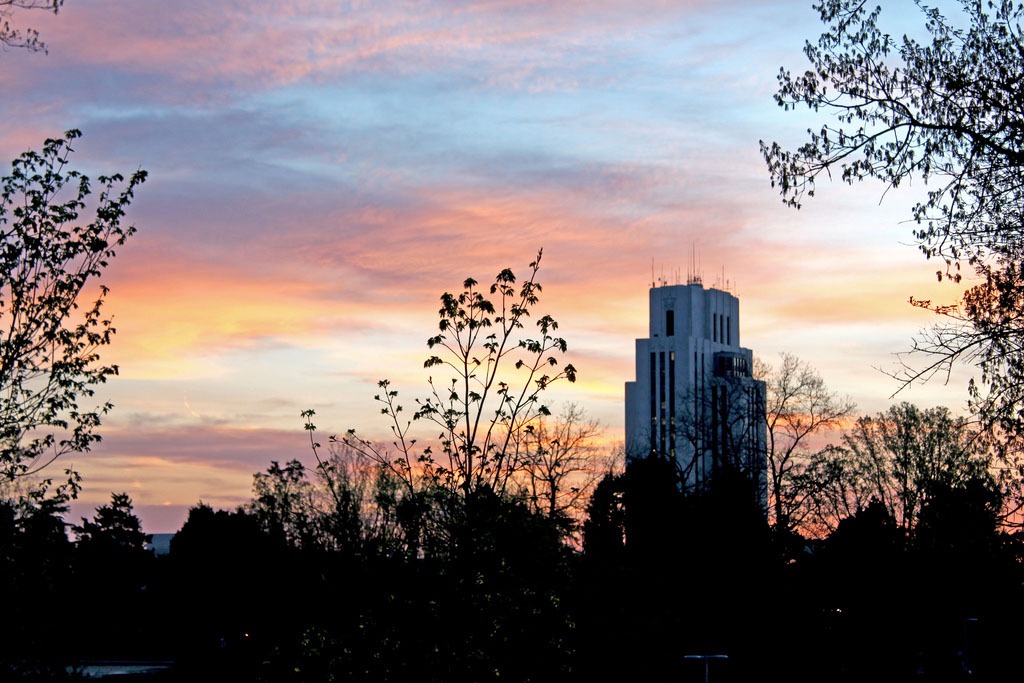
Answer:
65;422;313;509
104;273;326;376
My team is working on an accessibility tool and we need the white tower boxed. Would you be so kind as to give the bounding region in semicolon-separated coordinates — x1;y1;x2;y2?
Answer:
624;281;766;492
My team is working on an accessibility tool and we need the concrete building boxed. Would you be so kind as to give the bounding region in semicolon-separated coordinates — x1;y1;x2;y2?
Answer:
624;280;766;492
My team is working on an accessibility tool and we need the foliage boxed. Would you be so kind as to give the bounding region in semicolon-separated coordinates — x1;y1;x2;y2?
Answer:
170;502;270;560
516;401;606;523
250;459;317;549
577;454;772;680
71;492;160;663
0;130;146;498
333;249;576;499
669;371;767;493
0;1;61;53
800;402;997;535
763;0;1024;474
298;249;585;563
73;491;151;553
759;353;855;535
581;472;625;558
763;0;1024;268
0;477;76;679
284;252;586;679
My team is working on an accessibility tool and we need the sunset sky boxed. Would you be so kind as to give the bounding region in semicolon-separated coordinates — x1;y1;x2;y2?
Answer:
3;0;973;532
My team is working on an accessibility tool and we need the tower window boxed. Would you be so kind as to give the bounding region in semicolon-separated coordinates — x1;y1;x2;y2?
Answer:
666;309;674;336
659;351;666;453
649;352;656;423
727;316;731;345
713;313;717;341
669;351;676;453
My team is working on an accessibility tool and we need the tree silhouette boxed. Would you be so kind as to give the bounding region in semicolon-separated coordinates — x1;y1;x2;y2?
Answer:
0;484;74;678
759;353;854;536
0;131;146;503
73;492;150;553
72;493;156;661
517;402;605;525
762;0;1024;479
334;250;576;499
0;1;61;53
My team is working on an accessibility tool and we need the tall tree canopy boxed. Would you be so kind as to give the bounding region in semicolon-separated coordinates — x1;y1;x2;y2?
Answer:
0;131;146;495
759;353;854;535
763;0;1024;463
763;0;1024;268
799;403;998;535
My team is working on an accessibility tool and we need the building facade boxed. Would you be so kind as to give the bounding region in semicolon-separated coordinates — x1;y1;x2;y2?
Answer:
624;281;766;492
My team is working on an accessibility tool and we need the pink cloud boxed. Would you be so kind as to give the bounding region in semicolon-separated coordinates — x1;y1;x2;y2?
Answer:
63;422;315;530
7;0;730;98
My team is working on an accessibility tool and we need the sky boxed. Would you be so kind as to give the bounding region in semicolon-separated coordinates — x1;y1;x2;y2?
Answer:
2;0;975;532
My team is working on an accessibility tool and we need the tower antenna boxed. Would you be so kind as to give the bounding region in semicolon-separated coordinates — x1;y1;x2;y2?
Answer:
687;244;704;285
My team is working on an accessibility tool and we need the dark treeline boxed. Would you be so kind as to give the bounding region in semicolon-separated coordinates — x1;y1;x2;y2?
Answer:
2;446;1022;682
3;251;1024;681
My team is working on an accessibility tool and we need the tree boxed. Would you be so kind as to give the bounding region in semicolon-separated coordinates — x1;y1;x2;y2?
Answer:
763;0;1024;269
331;249;577;499
0;479;76;678
250;459;317;549
760;353;855;535
670;372;767;496
248;455;377;554
762;0;1024;469
1;1;61;53
73;491;151;553
801;403;996;535
581;472;625;558
169;502;269;560
916;475;1003;555
517;402;605;522
0;130;146;495
577;451;773;680
71;492;155;660
307;442;378;553
298;252;582;680
817;499;908;678
167;504;289;678
72;491;153;596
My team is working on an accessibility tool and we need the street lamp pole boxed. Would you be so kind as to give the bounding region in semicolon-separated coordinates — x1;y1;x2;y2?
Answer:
683;654;728;683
